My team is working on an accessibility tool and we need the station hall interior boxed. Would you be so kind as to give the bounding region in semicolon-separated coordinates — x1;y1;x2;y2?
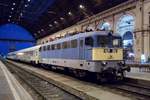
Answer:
0;0;150;100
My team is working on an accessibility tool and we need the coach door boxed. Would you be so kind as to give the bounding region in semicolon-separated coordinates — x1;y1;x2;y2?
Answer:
85;36;93;60
79;38;84;59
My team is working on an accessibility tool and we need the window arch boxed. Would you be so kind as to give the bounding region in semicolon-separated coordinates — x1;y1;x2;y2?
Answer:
116;14;135;36
116;14;135;58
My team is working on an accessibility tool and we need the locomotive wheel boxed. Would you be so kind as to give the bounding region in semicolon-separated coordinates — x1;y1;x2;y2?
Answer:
73;69;87;78
96;73;106;83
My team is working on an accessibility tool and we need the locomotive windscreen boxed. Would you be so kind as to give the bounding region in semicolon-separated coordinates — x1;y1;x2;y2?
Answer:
97;36;122;48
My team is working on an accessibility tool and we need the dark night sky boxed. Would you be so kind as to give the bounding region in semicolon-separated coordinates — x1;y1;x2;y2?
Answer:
0;23;35;56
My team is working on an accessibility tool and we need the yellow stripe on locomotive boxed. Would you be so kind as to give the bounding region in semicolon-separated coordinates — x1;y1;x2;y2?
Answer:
92;48;123;61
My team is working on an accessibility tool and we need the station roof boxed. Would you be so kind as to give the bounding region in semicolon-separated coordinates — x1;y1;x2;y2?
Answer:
0;0;127;39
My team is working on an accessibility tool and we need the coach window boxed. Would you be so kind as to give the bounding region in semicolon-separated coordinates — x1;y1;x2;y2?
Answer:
80;40;83;47
43;46;45;51
71;39;77;48
62;42;64;49
85;37;93;47
45;46;48;51
54;44;57;50
67;41;71;48
64;42;68;49
51;44;55;50
57;43;61;49
47;45;50;50
41;46;43;51
62;42;67;49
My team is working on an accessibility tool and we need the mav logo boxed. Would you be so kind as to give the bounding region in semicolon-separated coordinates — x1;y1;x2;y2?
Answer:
108;55;113;59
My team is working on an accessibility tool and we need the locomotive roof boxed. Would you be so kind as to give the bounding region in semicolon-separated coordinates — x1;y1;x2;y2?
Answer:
42;31;121;46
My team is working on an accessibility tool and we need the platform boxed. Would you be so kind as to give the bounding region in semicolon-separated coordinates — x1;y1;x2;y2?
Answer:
126;67;150;86
126;67;150;81
0;60;33;100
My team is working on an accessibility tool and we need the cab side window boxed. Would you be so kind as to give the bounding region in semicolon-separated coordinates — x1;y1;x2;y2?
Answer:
80;40;83;47
85;37;93;47
71;39;77;48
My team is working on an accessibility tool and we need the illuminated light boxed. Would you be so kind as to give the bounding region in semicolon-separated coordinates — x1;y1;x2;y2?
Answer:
20;13;23;16
60;17;64;20
41;29;44;31
17;52;24;56
11;8;14;10
13;3;16;6
54;21;58;24
25;4;28;7
28;0;31;2
9;15;12;18
49;24;52;27
79;4;85;9
8;19;10;22
38;31;41;33
68;11;72;15
141;54;146;63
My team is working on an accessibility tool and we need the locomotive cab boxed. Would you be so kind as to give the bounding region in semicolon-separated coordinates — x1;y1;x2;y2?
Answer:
85;32;130;80
92;33;123;61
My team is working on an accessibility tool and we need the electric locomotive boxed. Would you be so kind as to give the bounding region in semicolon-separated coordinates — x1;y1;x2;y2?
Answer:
39;31;130;81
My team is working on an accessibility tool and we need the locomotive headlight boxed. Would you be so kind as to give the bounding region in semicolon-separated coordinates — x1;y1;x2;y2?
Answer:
101;61;107;66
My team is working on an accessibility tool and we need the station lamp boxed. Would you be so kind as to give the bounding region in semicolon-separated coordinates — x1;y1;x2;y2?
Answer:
60;17;64;20
20;13;23;17
38;31;41;33
8;19;10;22
54;21;58;24
49;24;52;27
25;4;28;7
79;4;85;9
11;7;14;10
13;3;16;6
68;11;72;16
41;29;44;31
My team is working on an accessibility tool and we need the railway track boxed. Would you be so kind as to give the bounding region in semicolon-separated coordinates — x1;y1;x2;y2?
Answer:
105;80;150;100
3;61;81;100
4;60;150;100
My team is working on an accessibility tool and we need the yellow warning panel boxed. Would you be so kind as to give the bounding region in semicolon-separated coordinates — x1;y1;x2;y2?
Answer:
92;48;123;61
